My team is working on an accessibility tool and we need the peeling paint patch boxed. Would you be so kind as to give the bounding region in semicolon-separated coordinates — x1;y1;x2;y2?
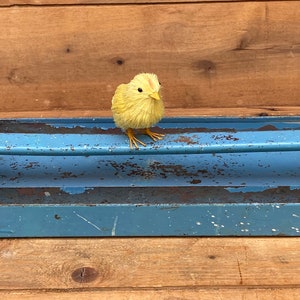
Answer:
225;186;274;193
290;186;300;191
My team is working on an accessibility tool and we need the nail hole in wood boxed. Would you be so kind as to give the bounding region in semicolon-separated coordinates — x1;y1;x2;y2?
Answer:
116;59;124;65
208;255;216;260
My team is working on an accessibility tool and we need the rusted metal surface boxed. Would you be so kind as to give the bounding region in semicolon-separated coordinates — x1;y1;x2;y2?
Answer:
1;152;300;188
1;186;300;205
0;117;300;237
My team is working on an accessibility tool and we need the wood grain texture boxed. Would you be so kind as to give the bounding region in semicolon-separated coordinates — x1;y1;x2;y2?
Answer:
0;0;256;7
1;106;300;119
0;2;299;117
2;288;300;300
0;238;299;290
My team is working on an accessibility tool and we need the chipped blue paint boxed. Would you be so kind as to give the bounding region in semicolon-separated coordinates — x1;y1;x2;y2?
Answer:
225;186;272;193
1;152;300;188
0;117;300;237
0;203;299;237
1;129;300;156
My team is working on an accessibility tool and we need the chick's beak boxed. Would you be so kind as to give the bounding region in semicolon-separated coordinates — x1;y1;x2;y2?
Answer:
150;92;160;101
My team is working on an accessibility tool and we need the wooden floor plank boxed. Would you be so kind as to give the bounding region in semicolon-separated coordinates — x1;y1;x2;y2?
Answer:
2;287;300;300
0;238;299;290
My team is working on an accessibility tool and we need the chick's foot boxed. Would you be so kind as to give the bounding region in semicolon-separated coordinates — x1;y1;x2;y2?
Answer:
145;128;165;141
126;128;146;149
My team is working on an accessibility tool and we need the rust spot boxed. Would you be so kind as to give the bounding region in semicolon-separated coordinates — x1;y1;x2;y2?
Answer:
190;179;201;184
54;214;61;220
9;177;18;181
110;161;155;179
174;135;198;145
109;160;206;182
1;121;238;135
0;121;120;134
61;172;77;178
150;162;200;178
17;188;39;196
24;162;40;169
258;125;278;131
213;134;239;141
216;168;225;176
71;267;99;283
225;134;239;141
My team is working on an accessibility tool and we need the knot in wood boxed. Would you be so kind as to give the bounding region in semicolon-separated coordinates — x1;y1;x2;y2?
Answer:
71;266;99;283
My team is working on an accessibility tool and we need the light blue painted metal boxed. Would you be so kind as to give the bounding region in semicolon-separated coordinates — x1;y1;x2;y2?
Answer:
1;129;300;156
1;152;300;188
0;204;298;237
0;117;300;237
1;116;300;156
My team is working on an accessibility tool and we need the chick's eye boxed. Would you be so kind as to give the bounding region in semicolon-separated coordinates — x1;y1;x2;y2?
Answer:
137;88;143;93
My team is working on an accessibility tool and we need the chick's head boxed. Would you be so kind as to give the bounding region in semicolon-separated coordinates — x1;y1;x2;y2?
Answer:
111;73;164;131
127;73;161;102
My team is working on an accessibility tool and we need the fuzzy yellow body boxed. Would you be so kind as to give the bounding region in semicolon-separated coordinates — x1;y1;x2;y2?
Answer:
111;73;164;148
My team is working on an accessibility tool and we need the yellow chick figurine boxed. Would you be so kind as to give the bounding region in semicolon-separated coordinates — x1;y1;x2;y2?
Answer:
111;73;164;149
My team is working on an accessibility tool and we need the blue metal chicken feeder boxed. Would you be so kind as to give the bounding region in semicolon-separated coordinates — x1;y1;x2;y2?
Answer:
0;117;300;237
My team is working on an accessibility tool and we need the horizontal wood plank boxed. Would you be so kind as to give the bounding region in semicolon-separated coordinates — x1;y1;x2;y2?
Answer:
0;0;261;7
1;106;300;118
2;287;300;300
0;2;299;117
0;238;299;289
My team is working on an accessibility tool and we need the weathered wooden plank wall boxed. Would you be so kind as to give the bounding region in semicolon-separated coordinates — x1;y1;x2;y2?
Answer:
0;0;299;117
